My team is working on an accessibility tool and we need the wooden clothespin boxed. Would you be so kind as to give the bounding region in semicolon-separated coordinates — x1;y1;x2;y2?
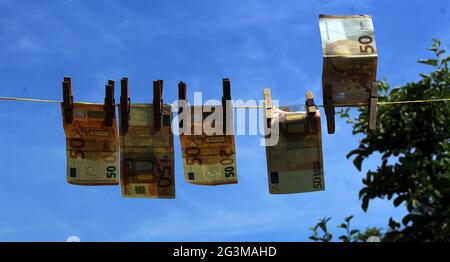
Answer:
104;80;115;126
178;81;187;128
323;83;335;134
222;78;231;135
305;91;317;133
263;88;273;129
368;82;378;130
62;76;73;124
153;80;163;131
120;77;130;134
178;81;187;108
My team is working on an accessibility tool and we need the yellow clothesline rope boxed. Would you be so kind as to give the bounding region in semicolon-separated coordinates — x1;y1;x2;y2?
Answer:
0;96;449;108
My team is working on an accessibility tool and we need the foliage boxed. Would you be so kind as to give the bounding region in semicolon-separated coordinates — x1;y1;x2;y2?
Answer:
309;216;383;242
336;39;450;241
309;217;333;242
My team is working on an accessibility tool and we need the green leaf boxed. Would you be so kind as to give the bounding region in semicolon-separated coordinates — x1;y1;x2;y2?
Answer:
418;59;438;66
338;223;347;229
353;156;364;171
402;214;420;226
429;38;441;51
318;218;330;233
436;49;445;57
388;218;400;230
339;236;349;242
309;236;319;241
393;194;408;207
350;229;360;235
441;56;450;65
345;215;354;223
359;188;368;199
362;195;369;212
419;73;430;79
346;148;363;158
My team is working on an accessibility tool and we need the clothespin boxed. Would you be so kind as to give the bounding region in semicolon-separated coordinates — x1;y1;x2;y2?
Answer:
104;80;115;126
305;91;317;133
178;81;187;128
323;83;335;134
153;80;163;131
62;76;73;124
368;82;378;130
222;78;231;135
263;88;273;129
120;77;130;134
178;81;187;109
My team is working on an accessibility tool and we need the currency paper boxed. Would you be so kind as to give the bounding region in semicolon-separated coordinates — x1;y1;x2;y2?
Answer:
319;14;377;105
179;105;237;185
61;103;119;185
264;98;324;194
119;104;175;198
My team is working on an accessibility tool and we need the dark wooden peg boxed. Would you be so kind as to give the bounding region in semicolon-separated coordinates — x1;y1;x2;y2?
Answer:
368;82;379;130
104;80;115;126
153;80;163;131
222;78;231;135
178;81;186;101
62;76;73;124
323;83;335;134
178;81;187;129
120;77;130;134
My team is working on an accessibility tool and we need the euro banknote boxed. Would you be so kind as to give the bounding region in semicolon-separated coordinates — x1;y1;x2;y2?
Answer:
319;14;377;105
119;104;175;198
179;105;237;185
61;103;119;185
263;89;324;194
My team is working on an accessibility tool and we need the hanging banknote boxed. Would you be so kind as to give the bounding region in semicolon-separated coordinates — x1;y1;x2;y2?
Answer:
119;104;175;198
263;89;324;194
179;105;238;185
319;14;377;105
61;103;119;185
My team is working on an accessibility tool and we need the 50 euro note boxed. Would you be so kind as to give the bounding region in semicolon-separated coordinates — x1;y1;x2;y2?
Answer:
118;104;175;198
319;14;377;105
263;91;324;194
179;105;237;185
61;103;119;185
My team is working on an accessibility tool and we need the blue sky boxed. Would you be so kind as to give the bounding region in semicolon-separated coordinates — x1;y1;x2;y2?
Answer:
0;0;449;242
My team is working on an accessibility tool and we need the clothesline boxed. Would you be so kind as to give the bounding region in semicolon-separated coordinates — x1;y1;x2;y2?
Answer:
0;96;449;108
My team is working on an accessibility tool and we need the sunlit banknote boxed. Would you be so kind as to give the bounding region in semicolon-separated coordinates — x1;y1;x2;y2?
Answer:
119;104;175;198
179;105;237;185
319;14;377;105
264;102;324;194
61;103;119;185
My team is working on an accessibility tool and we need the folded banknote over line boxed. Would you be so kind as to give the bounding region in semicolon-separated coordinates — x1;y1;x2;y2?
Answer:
61;103;119;185
319;14;378;106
